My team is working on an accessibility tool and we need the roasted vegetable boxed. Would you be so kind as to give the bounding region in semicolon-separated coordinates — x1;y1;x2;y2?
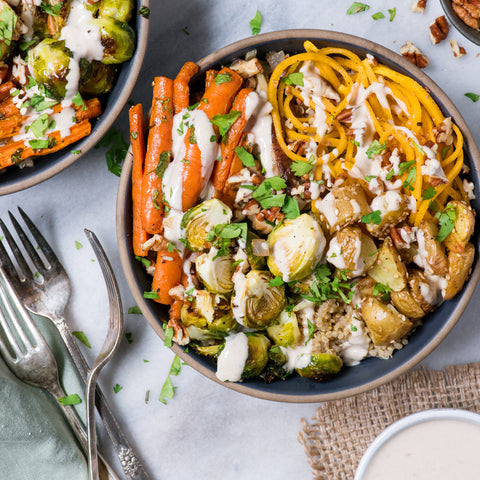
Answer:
266;309;301;347
407;270;442;313
98;0;134;22
79;59;117;97
244;231;267;270
195;248;235;295
267;214;326;282
296;353;343;381
390;289;426;319
361;296;413;346
182;199;233;251
366;191;409;238
416;220;448;276
443;201;475;253
313;183;370;233
444;243;475;300
243;333;271;379
90;16;135;64
367;237;407;292
0;1;21;61
326;226;377;279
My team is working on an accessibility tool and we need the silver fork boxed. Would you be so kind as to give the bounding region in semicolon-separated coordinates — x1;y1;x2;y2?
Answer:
0;208;150;480
0;266;119;480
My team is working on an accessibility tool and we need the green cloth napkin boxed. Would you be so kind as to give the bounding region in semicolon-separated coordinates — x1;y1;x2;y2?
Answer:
0;313;88;480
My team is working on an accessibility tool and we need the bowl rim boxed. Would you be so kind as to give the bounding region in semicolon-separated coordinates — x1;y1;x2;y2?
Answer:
354;408;480;479
439;0;480;47
0;0;150;196
116;28;480;403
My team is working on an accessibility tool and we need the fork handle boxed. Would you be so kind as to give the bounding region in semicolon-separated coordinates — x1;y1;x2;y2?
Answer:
55;317;150;480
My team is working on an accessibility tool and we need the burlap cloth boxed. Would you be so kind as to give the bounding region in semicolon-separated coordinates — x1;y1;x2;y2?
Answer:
299;362;480;480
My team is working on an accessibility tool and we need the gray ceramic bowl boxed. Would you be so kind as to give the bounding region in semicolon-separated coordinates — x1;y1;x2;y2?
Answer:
440;0;480;47
116;29;480;403
0;1;150;196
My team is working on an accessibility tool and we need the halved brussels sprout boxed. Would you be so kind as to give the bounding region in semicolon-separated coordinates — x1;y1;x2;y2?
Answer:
241;270;286;329
361;296;413;346
243;333;271;379
29;39;72;99
98;0;134;22
444;243;475;300
181;291;237;339
366;191;409;239
368;237;407;292
191;343;223;357
79;59;117;97
264;346;291;381
296;353;343;381
244;231;267;270
195;248;234;294
182;199;232;252
267;214;325;282
266;310;301;347
326;227;377;279
312;183;370;233
416;220;448;276
443;201;475;253
90;17;135;64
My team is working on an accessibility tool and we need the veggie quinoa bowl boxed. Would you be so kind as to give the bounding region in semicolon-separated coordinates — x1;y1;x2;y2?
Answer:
0;0;149;195
116;30;480;402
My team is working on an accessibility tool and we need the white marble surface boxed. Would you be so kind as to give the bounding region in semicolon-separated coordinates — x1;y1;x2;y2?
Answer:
3;1;480;479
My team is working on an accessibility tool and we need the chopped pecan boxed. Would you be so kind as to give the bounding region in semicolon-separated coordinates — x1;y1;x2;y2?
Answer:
230;58;264;79
262;207;284;223
167;317;190;346
336;108;353;122
410;0;427;13
429;16;449;44
142;234;169;253
450;39;466;57
242;199;261;216
400;41;429;68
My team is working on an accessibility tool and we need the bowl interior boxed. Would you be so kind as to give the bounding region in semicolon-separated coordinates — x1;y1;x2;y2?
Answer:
440;0;480;47
117;30;480;403
0;0;150;196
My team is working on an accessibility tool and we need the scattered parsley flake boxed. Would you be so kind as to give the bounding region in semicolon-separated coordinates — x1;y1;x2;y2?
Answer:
128;306;142;314
29;138;54;150
249;10;262;35
235;146;256;168
0;6;17;46
283;72;304;87
138;6;150;18
164;326;174;347
59;393;82;406
441;146;451;159
113;384;123;394
291;156;315;176
158;376;176;404
347;2;370;15
145;390;150;404
403;166;417;191
305;320;315;345
75;240;83;250
366;140;387;159
125;332;133;344
388;7;396;21
465;92;480;103
214;73;232;86
143;291;160;299
71;149;82;155
95;128;128;177
364;175;376;182
351;324;358;332
269;275;284;287
170;356;182;376
373;282;391;302
282;196;300;219
39;2;62;16
72;331;91;348
372;11;385;20
72;92;87;111
135;255;151;267
435;205;457;242
422;186;437;200
30;113;50;138
361;210;382;225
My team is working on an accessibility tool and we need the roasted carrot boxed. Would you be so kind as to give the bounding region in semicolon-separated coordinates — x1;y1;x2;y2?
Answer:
0;115;23;140
221;146;246;207
151;250;183;305
141;76;174;234
181;67;243;211
129;103;149;257
212;87;253;194
0;81;15;102
173;61;199;115
0;120;91;169
75;98;102;122
0;98;19;118
205;69;218;90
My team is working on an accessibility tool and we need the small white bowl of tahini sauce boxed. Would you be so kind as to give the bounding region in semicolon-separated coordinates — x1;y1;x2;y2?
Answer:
354;409;480;480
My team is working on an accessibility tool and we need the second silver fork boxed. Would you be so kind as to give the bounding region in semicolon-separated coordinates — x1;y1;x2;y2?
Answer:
0;208;150;480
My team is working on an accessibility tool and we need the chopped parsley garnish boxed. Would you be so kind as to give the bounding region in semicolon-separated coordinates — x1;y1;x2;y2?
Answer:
182;26;189;35
145;390;150;404
269;275;284;287
373;282;391;302
346;2;370;15
372;11;385;20
364;175;376;182
169;356;182;376
291;155;315;176
72;331;91;348
465;92;480;103
251;176;287;209
350;324;358;332
209;134;217;142
71;149;82;155
143;291;160;299
351;139;360;147
398;160;416;175
113;384;123;394
187;102;199;111
95;128;128;177
30;113;50;138
441;146;451;159
19;39;36;51
164;326;174;347
0;6;17;46
235;146;256;168
138;6;150;18
158;376;176;404
72;92;87;111
29;94;58;112
58;393;82;406
153;151;170;179
283;72;304;87
403;166;416;191
128;306;142;314
211;110;241;137
249;10;262;35
422;186;437;200
435;205;457;242
361;210;382;225
366;140;387;159
214;73;232;86
206;223;248;258
75;240;83;250
282;196;300;219
29;138;55;150
305;320;315;345
388;7;396;21
39;2;63;16
135;255;152;267
125;332;133;344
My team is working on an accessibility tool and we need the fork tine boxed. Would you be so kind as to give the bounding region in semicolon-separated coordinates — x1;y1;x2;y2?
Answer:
0;234;21;288
18;207;63;270
9;210;48;275
0;218;30;281
0;277;25;358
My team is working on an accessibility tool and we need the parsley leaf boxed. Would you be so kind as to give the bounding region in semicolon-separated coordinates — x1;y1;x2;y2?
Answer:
269;275;284;287
29;138;54;150
235;146;256;168
72;92;87;111
125;332;133;344
163;326;174;347
211;111;241;137
249;10;262;35
143;291;160;299
214;73;232;86
206;223;248;257
290;156;315;176
0;6;17;47
158;376;176;404
372;12;385;20
346;2;370;15
305;320;315;345
58;393;82;406
403;166;416;191
113;384;123;394
128;306;142;314
373;282;391;302
138;6;150;18
465;92;480;103
72;331;91;348
39;2;63;16
435;205;457;242
153;151;170;178
95;128;128;177
136;255;152;267
366;140;387;159
388;7;396;21
251;176;287;209
283;72;304;87
169;356;182;376
422;186;437;200
361;210;382;225
75;240;83;250
282;196;300;219
398;160;416;175
30;113;50;138
364;175;376;182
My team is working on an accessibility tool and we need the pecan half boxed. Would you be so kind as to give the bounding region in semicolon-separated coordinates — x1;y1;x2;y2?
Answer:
410;0;427;13
429;15;449;44
400;41;429;68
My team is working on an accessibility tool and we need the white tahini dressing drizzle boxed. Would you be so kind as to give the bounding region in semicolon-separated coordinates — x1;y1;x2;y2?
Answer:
216;332;249;382
340;317;371;366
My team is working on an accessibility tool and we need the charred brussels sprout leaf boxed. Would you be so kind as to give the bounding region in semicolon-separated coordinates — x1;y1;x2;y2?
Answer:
296;353;343;381
79;59;117;97
98;0;134;22
242;333;271;379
